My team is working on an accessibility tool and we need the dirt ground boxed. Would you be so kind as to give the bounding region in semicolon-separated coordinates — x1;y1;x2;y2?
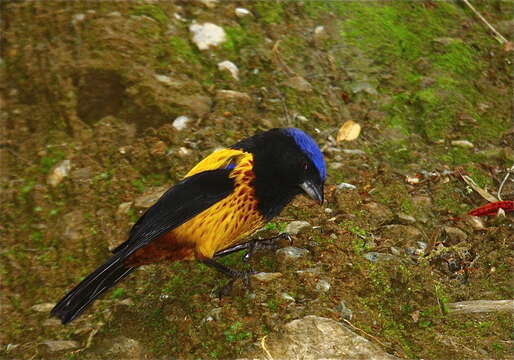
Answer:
1;1;512;359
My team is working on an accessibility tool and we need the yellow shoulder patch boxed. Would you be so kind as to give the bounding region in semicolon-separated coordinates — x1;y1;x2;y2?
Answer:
185;148;247;178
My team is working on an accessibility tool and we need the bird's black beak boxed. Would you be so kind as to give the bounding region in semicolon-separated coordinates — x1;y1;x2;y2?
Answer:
300;180;324;205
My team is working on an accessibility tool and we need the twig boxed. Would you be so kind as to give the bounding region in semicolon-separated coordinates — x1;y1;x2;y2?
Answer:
341;318;389;349
271;40;295;76
260;335;274;360
460;0;508;44
461;175;498;202
497;164;514;201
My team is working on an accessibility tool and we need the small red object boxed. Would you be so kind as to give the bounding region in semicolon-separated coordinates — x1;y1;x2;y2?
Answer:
468;201;514;216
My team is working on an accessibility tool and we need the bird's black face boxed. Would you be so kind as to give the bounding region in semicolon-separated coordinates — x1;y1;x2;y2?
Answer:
275;149;325;205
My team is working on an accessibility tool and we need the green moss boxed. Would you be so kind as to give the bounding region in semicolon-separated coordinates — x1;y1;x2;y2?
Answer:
168;36;199;63
132;4;169;25
254;1;284;24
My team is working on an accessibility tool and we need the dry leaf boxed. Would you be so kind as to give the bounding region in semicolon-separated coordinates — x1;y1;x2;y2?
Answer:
504;41;513;52
337;120;361;142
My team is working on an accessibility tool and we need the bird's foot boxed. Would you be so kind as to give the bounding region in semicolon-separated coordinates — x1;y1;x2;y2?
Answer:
218;269;257;297
242;233;292;262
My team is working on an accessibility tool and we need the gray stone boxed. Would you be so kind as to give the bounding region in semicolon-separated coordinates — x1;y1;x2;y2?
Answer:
47;160;71;187
235;8;252;18
315;279;331;292
351;81;377;95
285;221;311;235
252;272;283;282
337;182;357;190
363;252;397;263
336;301;353;321
277;246;310;261
248;316;399;359
217;60;239;80
397;213;416;224
444;226;468;244
448;300;514;314
172;115;191;131
42;340;79;352
216;90;251;102
451;140;474;148
134;186;167;208
108;336;145;359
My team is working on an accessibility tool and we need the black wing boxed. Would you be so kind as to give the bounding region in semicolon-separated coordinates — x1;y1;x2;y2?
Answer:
113;168;234;256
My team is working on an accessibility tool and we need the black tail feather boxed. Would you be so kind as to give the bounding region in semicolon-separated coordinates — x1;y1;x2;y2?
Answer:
51;253;135;324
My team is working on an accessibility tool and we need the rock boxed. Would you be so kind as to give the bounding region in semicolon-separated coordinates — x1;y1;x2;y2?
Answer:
216;90;251;102
451;140;474;148
276;246;310;261
71;13;85;25
134;186;167;208
235;7;252;18
116;201;132;216
461;215;485;230
117;298;134;306
172;115;191;131
362;202;394;225
249;316;399;359
283;76;312;92
202;307;223;322
150;140;167;156
336;301;353;321
281;293;295;302
330;162;343;170
154;74;182;87
315;279;331;292
444;226;468;244
177;147;192;157
252;272;283;282
447;300;514;314
218;60;239;80
42;340;79;352
175;95;212;117
363;252;398;263
31;303;55;312
108;336;145;359
397;213;416;224
197;0;218;8
341;148;366;156
351;81;377;95
189;22;226;50
336;182;357;190
47;160;71;187
285;221;311;235
296;267;322;278
412;195;432;209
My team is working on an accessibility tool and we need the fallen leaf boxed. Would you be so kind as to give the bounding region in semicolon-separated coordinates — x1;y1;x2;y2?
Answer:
504;41;513;52
337;120;361;142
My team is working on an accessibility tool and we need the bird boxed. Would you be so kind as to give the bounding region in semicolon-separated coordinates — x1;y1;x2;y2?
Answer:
51;127;326;324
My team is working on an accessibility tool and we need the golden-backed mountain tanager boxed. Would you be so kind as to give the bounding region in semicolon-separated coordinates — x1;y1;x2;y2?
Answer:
51;128;326;324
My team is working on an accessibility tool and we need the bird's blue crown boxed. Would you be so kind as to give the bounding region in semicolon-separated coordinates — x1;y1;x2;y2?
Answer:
282;128;326;181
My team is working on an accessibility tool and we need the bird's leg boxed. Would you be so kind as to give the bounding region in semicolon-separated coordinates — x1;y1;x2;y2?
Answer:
213;233;292;262
201;258;257;297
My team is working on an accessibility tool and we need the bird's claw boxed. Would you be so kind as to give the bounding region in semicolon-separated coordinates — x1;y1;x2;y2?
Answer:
218;269;256;298
242;232;292;262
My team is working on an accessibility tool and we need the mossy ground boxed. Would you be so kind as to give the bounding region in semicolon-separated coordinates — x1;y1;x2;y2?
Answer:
1;1;512;359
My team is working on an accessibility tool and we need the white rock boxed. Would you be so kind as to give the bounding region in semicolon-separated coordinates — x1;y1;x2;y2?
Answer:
235;8;252;18
177;147;192;157
217;60;239;80
314;25;325;35
198;0;218;8
154;74;173;86
172;115;191;131
252;272;283;282
216;90;251;102
281;293;295;302
31;303;55;312
72;13;85;25
285;220;311;235
451;140;474;148
189;22;226;50
336;182;357;190
108;11;121;17
316;279;331;292
277;246;310;261
47;160;71;187
42;340;79;352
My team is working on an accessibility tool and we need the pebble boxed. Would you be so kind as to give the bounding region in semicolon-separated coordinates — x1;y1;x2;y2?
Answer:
315;279;331;292
47;160;71;187
330;162;343;170
172;115;191;131
283;76;312;92
451;140;474;148
134;187;167;208
276;246;310;261
198;0;218;8
42;318;61;327
177;147;192;157
341;149;366;156
217;60;239;80
42;340;79;352
336;301;353;321
235;8;252;18
154;74;177;86
362;202;394;225
285;220;311;235
108;11;121;17
216;90;251;102
252;272;283;282
189;22;226;50
336;182;357;190
461;215;485;230
444;226;468;243
116;201;132;216
351;81;377;95
397;213;416;224
71;13;85;25
281;293;295;302
363;252;397;263
31;303;55;312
